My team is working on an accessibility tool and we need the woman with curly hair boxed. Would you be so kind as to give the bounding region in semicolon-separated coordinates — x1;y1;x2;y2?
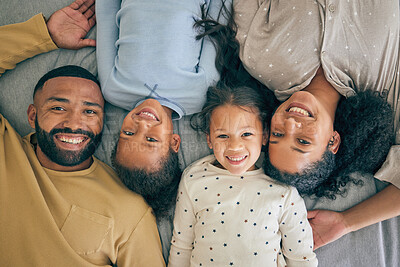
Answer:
263;72;394;199
195;0;400;256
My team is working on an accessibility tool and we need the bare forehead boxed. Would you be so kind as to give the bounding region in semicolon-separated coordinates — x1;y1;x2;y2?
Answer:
211;105;261;126
42;76;101;92
38;77;104;105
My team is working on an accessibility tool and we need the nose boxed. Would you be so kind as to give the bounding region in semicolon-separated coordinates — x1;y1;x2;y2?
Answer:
228;136;244;151
63;110;84;130
133;115;154;129
284;117;302;134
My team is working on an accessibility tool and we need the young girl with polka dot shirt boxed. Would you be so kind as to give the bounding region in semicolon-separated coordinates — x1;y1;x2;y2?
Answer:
168;83;317;266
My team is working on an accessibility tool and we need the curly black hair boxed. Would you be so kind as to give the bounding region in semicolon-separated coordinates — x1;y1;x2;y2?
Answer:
330;91;394;190
264;148;336;196
112;147;182;219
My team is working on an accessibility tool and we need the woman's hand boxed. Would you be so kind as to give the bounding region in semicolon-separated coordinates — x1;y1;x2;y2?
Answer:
307;209;349;250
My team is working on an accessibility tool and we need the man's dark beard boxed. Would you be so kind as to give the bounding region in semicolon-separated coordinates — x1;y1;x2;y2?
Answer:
263;148;335;196
35;118;102;167
112;148;181;219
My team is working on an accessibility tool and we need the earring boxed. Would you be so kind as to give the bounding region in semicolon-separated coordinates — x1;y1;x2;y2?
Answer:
328;134;335;146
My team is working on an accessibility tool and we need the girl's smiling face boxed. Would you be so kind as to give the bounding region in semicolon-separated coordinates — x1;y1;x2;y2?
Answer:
116;99;180;172
207;104;267;175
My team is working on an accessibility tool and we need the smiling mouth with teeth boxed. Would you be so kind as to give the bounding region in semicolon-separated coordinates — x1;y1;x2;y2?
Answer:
226;155;247;162
287;107;312;117
58;136;86;144
138;111;159;121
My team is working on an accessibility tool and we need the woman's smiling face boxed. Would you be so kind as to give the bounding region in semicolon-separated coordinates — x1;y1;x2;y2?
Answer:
268;87;340;174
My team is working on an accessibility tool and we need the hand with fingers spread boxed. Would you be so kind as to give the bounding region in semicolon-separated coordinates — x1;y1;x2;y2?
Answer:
307;209;349;250
47;0;96;49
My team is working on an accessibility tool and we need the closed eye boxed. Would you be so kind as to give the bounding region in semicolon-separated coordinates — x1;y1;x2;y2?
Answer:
217;134;229;139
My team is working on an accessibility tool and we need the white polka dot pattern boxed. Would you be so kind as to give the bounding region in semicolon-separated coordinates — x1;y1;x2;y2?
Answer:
234;0;399;102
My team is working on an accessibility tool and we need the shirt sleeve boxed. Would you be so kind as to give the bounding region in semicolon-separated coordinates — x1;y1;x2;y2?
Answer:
96;0;219;117
374;57;400;189
116;207;166;267
374;146;400;189
0;14;57;76
95;0;120;96
233;0;262;62
168;174;195;267
279;188;318;267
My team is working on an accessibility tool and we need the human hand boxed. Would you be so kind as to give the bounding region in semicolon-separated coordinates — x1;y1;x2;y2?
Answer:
46;0;96;49
307;209;350;250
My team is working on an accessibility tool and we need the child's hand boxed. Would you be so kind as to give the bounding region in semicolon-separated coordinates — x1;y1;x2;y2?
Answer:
307;209;349;250
47;0;96;49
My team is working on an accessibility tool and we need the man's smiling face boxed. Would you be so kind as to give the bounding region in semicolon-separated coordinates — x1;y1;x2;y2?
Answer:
28;76;104;171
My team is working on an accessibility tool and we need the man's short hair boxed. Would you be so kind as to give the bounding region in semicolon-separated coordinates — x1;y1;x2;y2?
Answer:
33;65;100;97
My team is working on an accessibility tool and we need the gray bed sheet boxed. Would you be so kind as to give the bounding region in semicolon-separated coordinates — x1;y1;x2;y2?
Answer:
1;1;399;266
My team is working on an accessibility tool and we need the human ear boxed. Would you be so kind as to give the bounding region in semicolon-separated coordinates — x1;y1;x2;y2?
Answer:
328;131;341;154
27;104;37;129
170;134;181;153
262;130;269;146
206;134;212;149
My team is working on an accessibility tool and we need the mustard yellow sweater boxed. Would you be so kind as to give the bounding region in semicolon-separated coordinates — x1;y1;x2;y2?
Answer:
0;14;57;76
0;114;165;266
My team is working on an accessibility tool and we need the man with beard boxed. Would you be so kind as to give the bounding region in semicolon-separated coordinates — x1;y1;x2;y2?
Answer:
0;65;165;266
111;98;183;263
1;0;184;264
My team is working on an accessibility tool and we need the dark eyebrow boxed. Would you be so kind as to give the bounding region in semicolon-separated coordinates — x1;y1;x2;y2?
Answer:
44;97;102;109
45;97;69;103
83;101;103;109
145;143;159;148
291;146;309;154
142;140;163;150
269;141;309;154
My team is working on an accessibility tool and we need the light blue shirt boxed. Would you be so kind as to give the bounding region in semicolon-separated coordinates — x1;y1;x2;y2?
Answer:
96;0;224;119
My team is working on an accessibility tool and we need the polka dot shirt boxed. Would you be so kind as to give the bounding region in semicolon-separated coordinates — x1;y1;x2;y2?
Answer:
234;0;399;101
168;155;317;266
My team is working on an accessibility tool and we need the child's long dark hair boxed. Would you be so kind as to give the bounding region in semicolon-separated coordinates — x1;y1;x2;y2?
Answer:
193;1;278;134
195;2;277;94
191;81;275;136
195;2;241;85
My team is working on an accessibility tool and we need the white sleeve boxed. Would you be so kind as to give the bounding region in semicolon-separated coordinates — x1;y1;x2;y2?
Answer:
168;174;196;267
279;188;318;267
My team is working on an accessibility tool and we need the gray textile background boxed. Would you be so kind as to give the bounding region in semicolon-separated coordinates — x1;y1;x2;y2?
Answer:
0;0;399;266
